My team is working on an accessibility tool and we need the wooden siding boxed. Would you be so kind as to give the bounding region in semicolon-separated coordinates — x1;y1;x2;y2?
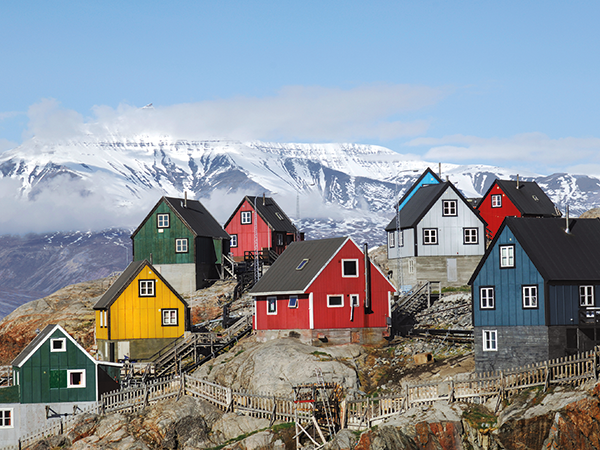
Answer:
226;198;273;259
108;265;186;340
397;172;440;210
17;329;97;404
95;310;108;340
548;284;600;326
387;229;415;259
133;200;196;265
416;189;485;257
472;227;546;327
477;183;521;239
255;294;311;330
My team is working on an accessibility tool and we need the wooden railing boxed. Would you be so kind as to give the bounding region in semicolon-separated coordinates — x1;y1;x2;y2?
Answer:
0;366;12;387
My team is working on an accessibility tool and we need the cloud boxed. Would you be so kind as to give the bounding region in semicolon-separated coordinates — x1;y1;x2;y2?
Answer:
406;133;600;174
25;84;448;144
0;139;17;152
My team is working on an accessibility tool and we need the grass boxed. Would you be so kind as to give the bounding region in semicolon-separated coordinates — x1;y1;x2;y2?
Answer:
441;285;471;293
462;404;497;431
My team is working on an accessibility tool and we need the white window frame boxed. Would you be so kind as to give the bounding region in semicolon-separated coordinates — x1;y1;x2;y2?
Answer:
408;259;415;274
241;211;252;224
342;259;359;278
230;234;238;248
162;309;178;326
157;213;170;228
491;194;502;208
398;230;404;247
350;294;360;307
99;310;107;328
288;296;298;308
175;238;188;253
327;295;344;308
276;233;284;246
480;287;495;309
464;228;478;244
139;280;156;297
0;409;13;428
388;231;395;248
50;338;66;352
580;285;595;306
67;369;86;388
267;296;277;315
482;330;497;351
442;200;457;216
500;245;515;268
423;228;438;245
522;285;538;308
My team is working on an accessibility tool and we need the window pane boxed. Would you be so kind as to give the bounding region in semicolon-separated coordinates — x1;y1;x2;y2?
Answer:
328;296;343;307
343;260;358;277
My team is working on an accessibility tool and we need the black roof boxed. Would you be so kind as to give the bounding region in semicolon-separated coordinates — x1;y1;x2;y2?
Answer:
485;180;561;217
94;259;188;310
395;167;443;209
385;182;485;231
469;217;600;284
249;237;349;295
225;196;298;234
132;196;229;240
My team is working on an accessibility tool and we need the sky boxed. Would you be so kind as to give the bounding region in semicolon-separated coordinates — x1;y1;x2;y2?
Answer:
1;1;600;176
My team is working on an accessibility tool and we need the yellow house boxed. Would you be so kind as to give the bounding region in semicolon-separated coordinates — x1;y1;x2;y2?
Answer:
94;259;190;362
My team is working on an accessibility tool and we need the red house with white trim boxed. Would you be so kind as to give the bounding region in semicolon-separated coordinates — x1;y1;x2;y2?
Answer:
249;237;396;345
224;195;302;262
477;179;561;240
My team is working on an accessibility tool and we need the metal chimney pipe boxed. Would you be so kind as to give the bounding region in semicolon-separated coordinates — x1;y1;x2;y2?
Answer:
184;191;188;208
364;243;371;313
566;205;570;234
516;174;520;189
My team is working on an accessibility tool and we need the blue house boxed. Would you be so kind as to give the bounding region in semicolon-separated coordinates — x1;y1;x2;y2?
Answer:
469;217;600;372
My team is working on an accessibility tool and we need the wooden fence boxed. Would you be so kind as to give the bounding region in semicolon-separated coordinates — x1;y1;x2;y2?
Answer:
0;366;12;387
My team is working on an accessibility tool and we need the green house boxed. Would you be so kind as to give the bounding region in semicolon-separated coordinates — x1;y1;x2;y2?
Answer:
131;196;231;293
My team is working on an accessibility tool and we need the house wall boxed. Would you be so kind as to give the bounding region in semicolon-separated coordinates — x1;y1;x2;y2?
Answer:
416;189;486;257
387;229;415;259
226;198;273;259
477;183;521;239
397;172;441;211
472;227;546;328
153;263;196;294
255;327;387;345
254;294;311;330
96;337;181;362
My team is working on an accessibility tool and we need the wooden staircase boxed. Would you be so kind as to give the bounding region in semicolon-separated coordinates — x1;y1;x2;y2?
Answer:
391;281;441;335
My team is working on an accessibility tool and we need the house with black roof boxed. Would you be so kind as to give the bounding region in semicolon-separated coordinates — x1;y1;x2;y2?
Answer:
224;195;302;263
469;216;600;372
132;196;231;293
385;176;487;289
477;178;561;240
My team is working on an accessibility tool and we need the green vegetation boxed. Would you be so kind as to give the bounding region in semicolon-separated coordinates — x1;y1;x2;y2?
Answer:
462;404;497;431
441;285;471;293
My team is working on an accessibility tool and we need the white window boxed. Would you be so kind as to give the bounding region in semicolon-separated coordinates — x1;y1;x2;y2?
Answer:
99;310;107;328
398;230;404;247
480;287;495;309
388;231;395;248
0;409;13;428
423;228;438;245
342;259;359;277
327;295;344;308
50;338;66;352
464;228;478;244
443;200;457;216
230;234;238;247
276;234;284;246
139;280;155;297
162;309;178;326
288;296;298;308
408;259;415;274
267;297;277;315
491;194;502;208
580;285;595;306
500;245;515;268
175;238;188;253
350;294;360;307
483;330;497;351
522;285;538;308
157;213;170;228
241;211;252;224
67;370;86;388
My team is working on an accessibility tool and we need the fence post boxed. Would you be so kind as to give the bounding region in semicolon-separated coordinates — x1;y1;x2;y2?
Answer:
544;361;550;392
226;386;233;412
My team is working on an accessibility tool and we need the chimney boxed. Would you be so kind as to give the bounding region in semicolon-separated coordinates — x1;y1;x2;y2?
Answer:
263;193;266;206
438;163;442;178
184;191;188;208
364;243;372;313
565;205;570;234
516;174;520;189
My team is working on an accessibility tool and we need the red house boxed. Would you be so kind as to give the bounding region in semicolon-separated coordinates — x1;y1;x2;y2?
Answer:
477;179;561;240
249;237;396;345
224;195;302;262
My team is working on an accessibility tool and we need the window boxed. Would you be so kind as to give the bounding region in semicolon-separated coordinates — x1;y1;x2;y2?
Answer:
162;309;178;326
230;234;238;248
480;287;495;309
276;212;284;220
350;294;360;307
296;259;309;270
408;259;415;274
388;231;395;248
342;259;359;277
580;285;595;306
500;245;515;268
0;409;12;428
423;228;438;245
399;231;404;247
157;213;170;228
175;238;188;253
464;228;478;244
241;211;252;224
99;310;107;328
483;330;497;351
443;200;457;216
276;233;284;246
522;285;538;308
288;296;298;308
50;338;66;352
139;280;155;297
267;297;277;315
491;195;502;208
67;370;86;388
327;295;344;308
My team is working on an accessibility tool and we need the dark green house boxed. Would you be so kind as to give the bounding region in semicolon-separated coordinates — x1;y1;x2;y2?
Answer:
131;196;231;293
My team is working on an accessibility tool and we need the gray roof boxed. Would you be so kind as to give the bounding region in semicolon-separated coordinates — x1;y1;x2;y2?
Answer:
94;259;188;310
12;324;57;367
132;196;229;240
487;180;560;217
249;237;348;295
225;196;298;234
